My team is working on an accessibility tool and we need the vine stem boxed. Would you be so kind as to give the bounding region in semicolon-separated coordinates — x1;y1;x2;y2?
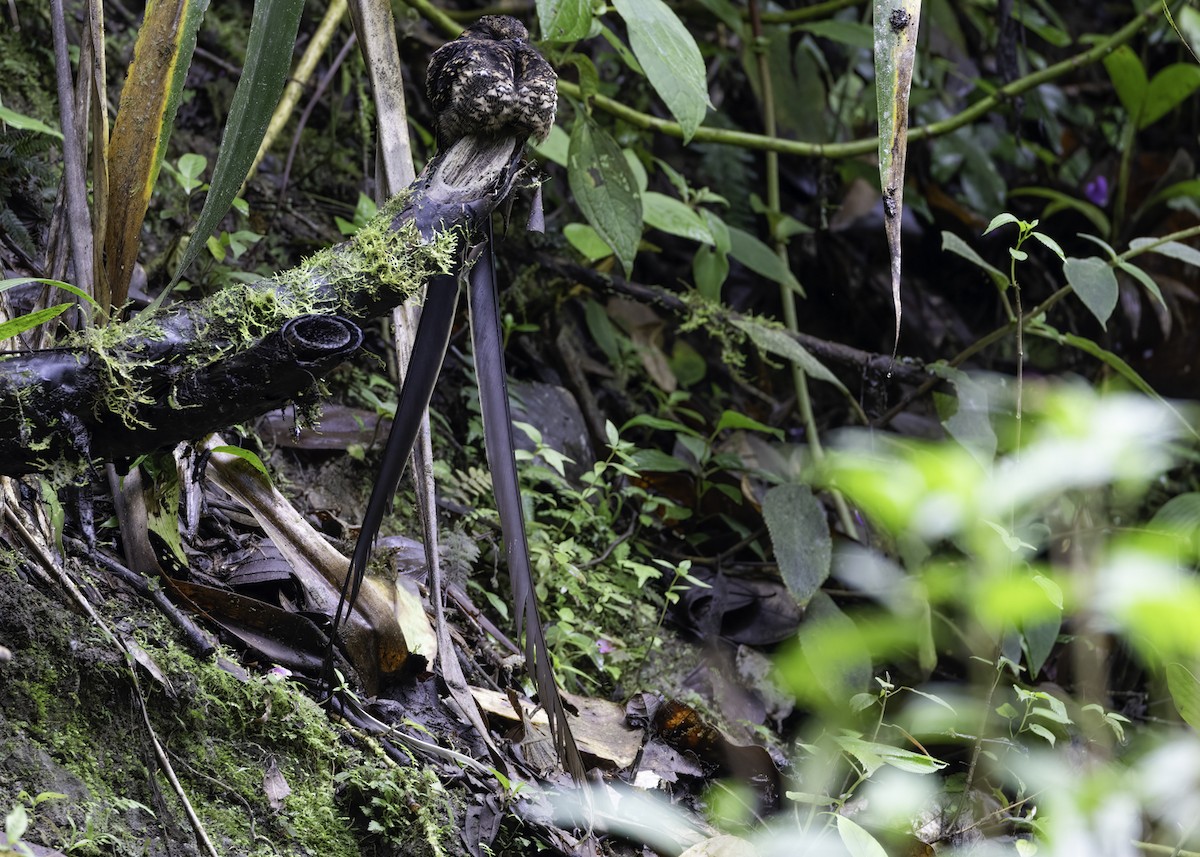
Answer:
748;0;859;540
402;0;1163;158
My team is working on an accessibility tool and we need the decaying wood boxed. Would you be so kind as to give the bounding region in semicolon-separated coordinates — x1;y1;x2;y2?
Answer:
0;136;525;478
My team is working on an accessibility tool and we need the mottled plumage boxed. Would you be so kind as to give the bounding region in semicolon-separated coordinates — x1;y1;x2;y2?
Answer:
427;15;558;148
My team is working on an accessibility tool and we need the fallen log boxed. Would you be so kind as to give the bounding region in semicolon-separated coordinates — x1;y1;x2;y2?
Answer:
0;136;525;478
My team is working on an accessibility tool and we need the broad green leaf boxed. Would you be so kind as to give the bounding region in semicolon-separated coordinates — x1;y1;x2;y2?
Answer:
1028;723;1056;746
210;445;271;478
630;448;692;473
837;815;889;857
874;0;921;354
1149;492;1200;553
692;245;729;301
1021;613;1061;679
983;212;1020;234
0;304;73;342
1103;45;1148;123
568;116;642;276
1062;256;1118;328
537;0;593;42
1030;231;1065;261
643;192;714;245
583;298;621;362
941;231;1007;290
532;123;570;167
622;413;701;436
1167;663;1200;732
1141;64;1200;129
763;484;831;606
166;0;305;298
0;104;63;138
716;409;783;439
732;316;848;393
612;0;711;142
105;0;211;310
727;226;803;294
564;223;614;262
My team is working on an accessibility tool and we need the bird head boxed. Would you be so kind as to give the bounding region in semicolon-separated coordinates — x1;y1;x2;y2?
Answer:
463;15;530;42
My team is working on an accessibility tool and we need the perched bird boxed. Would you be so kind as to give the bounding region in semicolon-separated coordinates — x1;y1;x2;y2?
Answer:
426;16;558;148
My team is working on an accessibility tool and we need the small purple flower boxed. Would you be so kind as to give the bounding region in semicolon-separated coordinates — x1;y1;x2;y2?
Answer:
1084;175;1110;207
596;639;615;655
268;665;293;680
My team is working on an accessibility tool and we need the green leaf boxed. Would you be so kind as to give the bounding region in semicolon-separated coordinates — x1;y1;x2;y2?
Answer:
727;226;803;294
1141;63;1200;129
537;0;593;42
0;277;101;309
1115;259;1166;310
1062;256;1118;328
642;192;714;245
622;413;701;436
1167;663;1200;732
941;231;1008;290
1149;493;1200;553
763;484;831;606
731;317;848;394
1102;45;1148;123
1028;723;1056;746
568;116;642;276
106;0;211;309
983;212;1021;235
1129;237;1200;269
837;815;889;857
836;735;947;774
630;448;692;473
0;304;73;342
1008;186;1111;238
715;409;784;440
612;0;711;142
210;445;271;478
0;103;63;138
532;123;570;167
166;0;305;297
564;223;614;262
798;20;874;50
692;245;729;301
1029;231;1065;261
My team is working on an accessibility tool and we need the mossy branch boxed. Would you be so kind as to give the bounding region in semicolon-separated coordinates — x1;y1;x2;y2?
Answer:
0;137;524;479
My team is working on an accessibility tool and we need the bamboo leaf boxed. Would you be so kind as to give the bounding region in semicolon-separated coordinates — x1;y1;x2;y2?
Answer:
165;0;305;299
873;0;922;355
105;0;211;311
0;305;73;342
